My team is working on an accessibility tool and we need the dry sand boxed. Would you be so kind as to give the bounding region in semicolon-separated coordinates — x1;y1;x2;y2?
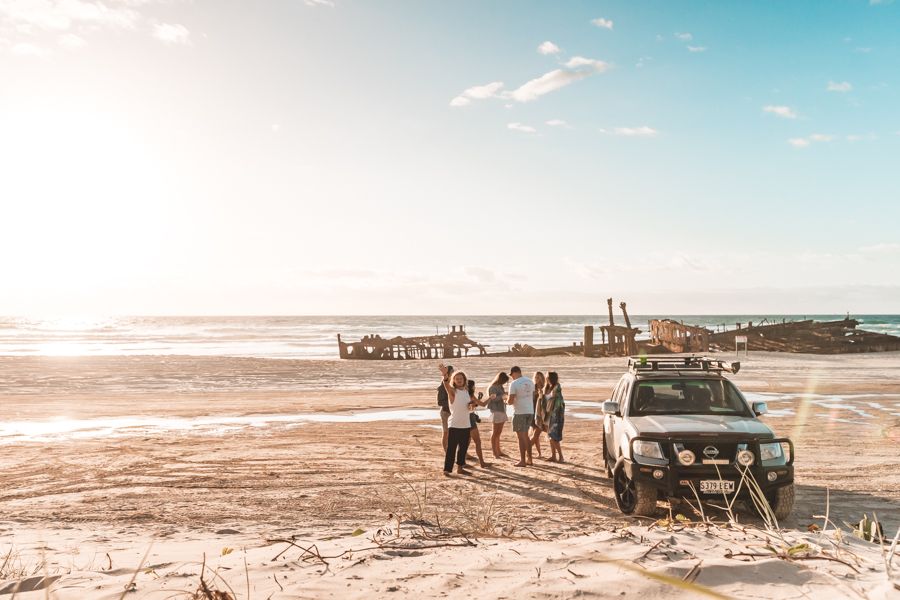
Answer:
1;352;899;598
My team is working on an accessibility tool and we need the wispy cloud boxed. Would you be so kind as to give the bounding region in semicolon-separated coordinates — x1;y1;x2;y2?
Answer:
591;17;613;30
304;0;335;6
537;40;560;55
449;81;504;107
601;126;658;137
762;105;798;119
508;57;608;103
545;119;568;127
507;122;537;133
0;0;140;33
687;45;707;53
846;133;877;142
58;33;86;49
788;133;834;148
153;23;190;45
10;42;50;57
827;80;852;92
675;32;693;41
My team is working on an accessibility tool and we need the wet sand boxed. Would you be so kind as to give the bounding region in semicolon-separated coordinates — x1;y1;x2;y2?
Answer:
1;352;899;598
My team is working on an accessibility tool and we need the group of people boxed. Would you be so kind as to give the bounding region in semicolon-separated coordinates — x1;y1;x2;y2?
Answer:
437;363;565;476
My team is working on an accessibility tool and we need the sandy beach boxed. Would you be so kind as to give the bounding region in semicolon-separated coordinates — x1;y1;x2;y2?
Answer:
2;352;899;598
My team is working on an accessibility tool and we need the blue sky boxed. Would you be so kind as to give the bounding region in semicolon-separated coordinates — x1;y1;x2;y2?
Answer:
1;0;898;315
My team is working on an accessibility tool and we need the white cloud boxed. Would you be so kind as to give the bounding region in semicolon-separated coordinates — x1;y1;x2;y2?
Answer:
537;40;560;55
591;17;613;30
635;56;651;68
762;105;798;119
827;80;852;92
153;22;190;45
507;122;536;133
687;45;707;53
304;0;334;6
58;32;86;48
10;41;49;57
449;81;504;107
675;32;693;41
545;119;568;127
0;0;140;32
854;47;873;53
601;126;658;137
508;57;608;103
859;243;900;254
846;133;876;142
788;133;834;147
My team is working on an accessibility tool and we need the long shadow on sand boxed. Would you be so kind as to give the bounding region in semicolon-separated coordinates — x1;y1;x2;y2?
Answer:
466;461;618;517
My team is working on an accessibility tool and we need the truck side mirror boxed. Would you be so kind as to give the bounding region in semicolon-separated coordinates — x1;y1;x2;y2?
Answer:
602;401;620;416
752;401;768;416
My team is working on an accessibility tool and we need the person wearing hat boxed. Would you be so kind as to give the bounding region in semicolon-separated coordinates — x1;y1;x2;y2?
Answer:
506;365;535;467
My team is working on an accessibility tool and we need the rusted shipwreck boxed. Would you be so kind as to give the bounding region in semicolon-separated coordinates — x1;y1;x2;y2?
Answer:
337;325;487;360
650;317;900;354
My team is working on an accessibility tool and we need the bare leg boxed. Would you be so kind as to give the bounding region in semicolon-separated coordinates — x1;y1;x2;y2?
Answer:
530;428;543;458
441;411;449;452
515;430;530;467
491;423;502;458
471;427;489;467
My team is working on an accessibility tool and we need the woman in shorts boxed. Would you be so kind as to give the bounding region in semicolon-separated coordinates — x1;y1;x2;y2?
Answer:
530;371;547;458
486;371;510;459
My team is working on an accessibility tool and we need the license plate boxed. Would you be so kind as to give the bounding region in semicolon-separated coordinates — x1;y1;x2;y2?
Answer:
700;480;735;494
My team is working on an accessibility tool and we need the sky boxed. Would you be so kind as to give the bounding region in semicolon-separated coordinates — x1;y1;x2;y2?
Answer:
1;0;899;315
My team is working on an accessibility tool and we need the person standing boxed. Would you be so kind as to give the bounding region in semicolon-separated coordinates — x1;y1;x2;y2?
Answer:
437;364;454;451
467;379;490;468
530;371;546;459
545;371;566;463
439;362;472;476
486;371;510;459
507;366;535;467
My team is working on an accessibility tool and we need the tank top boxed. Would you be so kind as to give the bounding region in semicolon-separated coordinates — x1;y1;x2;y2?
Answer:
448;387;472;429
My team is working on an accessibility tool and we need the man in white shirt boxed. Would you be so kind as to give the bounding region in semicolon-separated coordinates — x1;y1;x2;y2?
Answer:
506;366;535;467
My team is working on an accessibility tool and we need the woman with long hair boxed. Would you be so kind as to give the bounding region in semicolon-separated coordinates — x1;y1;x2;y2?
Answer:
438;362;472;476
467;379;490;468
530;371;547;458
486;371;510;459
544;371;566;463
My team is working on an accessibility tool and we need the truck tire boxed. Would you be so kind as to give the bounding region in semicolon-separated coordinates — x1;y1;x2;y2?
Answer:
767;484;795;521
613;462;657;516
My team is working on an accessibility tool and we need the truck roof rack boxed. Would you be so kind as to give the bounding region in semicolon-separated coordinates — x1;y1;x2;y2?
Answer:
628;355;741;375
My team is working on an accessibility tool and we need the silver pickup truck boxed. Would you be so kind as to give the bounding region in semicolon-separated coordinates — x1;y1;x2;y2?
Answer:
602;356;795;519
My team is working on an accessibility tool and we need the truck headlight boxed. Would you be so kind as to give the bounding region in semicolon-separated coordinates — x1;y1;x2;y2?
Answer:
633;440;664;461
736;450;755;467
759;443;783;461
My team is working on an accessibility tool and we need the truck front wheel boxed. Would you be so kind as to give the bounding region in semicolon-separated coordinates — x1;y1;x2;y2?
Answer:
612;463;657;516
766;483;795;521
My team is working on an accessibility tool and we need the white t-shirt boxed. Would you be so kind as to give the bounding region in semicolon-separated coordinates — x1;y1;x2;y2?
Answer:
448;387;472;429
509;376;535;415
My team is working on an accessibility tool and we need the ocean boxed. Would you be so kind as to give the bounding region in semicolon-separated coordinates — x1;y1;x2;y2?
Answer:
1;315;899;359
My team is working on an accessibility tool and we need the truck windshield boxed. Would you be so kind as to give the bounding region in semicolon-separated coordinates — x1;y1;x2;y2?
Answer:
628;379;751;417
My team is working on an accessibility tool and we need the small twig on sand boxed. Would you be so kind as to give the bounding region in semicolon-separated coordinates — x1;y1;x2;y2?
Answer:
116;543;153;600
637;539;666;561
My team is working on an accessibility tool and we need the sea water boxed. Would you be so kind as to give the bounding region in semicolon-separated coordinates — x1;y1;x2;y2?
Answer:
2;315;899;360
